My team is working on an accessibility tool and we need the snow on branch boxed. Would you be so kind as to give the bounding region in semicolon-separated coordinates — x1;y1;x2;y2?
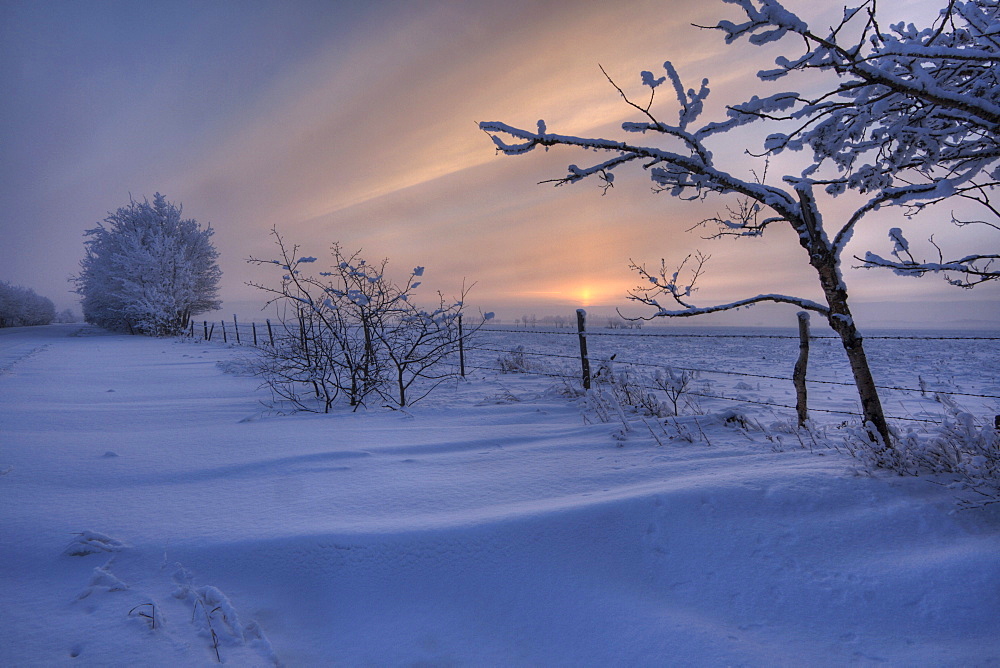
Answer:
859;228;999;286
712;0;809;46
630;291;831;319
247;230;487;411
482;78;801;222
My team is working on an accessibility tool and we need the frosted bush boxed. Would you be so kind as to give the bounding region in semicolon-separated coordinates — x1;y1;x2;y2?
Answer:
497;346;535;374
844;407;1000;506
589;358;699;419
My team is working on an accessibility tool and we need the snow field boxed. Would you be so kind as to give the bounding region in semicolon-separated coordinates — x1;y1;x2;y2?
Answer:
1;324;998;666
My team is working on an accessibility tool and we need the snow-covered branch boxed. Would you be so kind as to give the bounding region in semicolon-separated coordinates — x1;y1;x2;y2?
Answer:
482;100;799;220
630;291;830;319
710;0;1000;185
859;227;999;286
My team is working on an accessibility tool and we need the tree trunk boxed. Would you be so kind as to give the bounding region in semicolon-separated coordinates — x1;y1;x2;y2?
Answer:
797;188;891;447
822;281;891;448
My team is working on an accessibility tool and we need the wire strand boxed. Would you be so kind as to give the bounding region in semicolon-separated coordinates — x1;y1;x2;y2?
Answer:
466;365;949;424
471;343;1000;400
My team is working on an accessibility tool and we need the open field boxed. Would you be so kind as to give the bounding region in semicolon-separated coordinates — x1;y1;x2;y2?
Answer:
1;323;998;666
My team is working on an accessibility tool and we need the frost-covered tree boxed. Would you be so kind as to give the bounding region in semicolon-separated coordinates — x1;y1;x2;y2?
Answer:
0;281;56;327
714;0;999;286
74;194;221;335
480;0;1000;447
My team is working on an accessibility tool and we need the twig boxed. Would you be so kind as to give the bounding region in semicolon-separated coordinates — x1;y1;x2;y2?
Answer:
128;603;156;630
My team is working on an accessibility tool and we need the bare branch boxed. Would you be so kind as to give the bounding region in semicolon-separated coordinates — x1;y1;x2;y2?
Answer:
627;252;830;317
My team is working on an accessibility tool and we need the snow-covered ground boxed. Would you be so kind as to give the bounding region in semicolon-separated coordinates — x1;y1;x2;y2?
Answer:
1;323;998;666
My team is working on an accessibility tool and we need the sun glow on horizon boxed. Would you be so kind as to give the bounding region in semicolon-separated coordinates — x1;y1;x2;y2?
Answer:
509;282;625;308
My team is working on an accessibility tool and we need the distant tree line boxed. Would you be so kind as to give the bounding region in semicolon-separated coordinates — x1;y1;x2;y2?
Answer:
0;281;56;328
511;314;643;329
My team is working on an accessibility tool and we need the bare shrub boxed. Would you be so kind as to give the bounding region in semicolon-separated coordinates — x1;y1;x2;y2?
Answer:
248;229;489;412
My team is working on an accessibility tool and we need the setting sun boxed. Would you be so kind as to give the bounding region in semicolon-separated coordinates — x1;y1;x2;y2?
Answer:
513;282;627;310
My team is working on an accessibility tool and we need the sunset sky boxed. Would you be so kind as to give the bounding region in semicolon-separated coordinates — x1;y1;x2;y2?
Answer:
2;0;996;329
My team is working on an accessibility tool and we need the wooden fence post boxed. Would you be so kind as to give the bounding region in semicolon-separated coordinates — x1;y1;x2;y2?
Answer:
221;320;227;344
266;319;274;347
576;309;591;390
793;311;810;427
252;322;258;347
207;323;214;341
233;315;240;344
203;320;208;340
458;314;465;378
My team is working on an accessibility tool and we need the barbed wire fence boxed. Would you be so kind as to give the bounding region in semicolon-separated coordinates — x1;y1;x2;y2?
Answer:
468;311;1000;428
190;313;1000;428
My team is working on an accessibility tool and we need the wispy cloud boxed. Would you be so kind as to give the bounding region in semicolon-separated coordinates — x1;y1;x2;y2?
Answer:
1;0;991;326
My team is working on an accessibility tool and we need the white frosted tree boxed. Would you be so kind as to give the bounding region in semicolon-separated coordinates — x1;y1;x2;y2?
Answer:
74;194;222;335
480;0;999;448
0;281;55;327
